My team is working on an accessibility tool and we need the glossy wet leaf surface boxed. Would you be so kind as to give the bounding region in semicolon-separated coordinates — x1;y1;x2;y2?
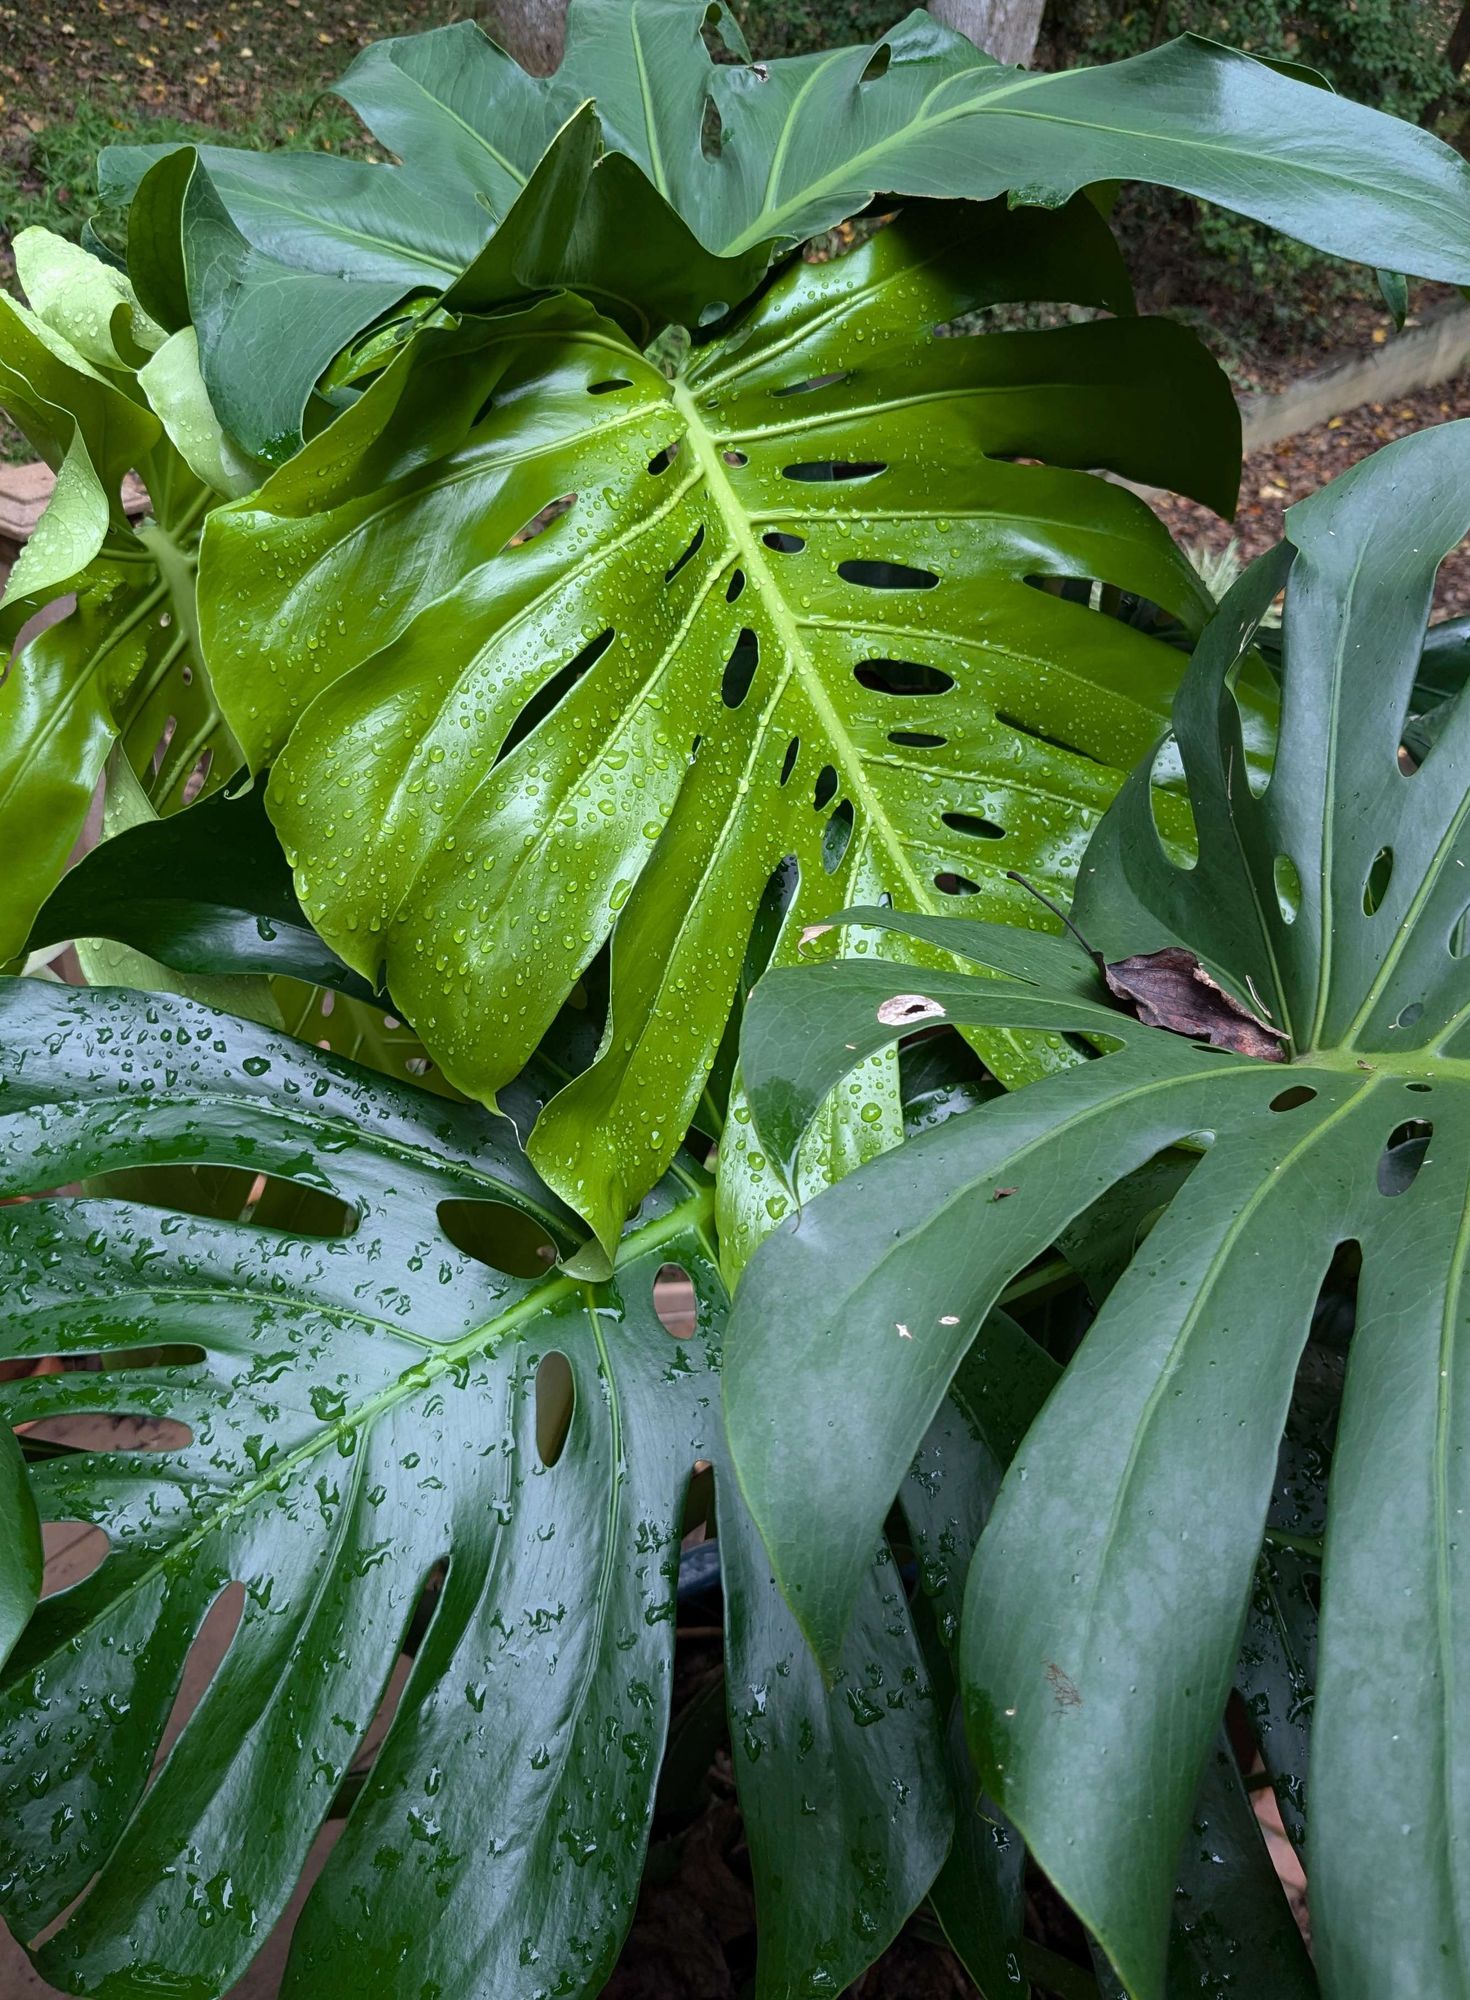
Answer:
726;421;1470;1999
0;979;949;2000
199;196;1239;1258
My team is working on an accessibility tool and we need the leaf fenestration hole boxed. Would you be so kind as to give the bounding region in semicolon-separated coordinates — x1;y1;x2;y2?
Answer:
437;1200;557;1278
996;711;1105;767
1377;1119;1433;1196
854;658;954;697
779;737;800;786
727;568;746;603
772;371;853;399
721;628;759;709
653;1263;696;1339
1396;1001;1424;1029
665;523;706;583
1273;854;1301;925
823;799;855;873
722;449;749;467
762;530;806;554
1269;1084;1318;1112
504;493;576;549
587;377;633;396
1407;1081;1433;1092
535;1351;574;1467
942;811;1004;840
496;628;614;763
782;460;887;483
839;559;938;591
156;1582;245;1761
1363;847;1394;916
40;1521;110;1600
860;41;893;83
889;729;946;748
935;872;981;896
813;764;839;811
648;442;682;476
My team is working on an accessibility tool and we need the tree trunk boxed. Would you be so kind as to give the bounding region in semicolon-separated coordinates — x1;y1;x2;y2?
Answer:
481;0;568;74
929;0;1046;68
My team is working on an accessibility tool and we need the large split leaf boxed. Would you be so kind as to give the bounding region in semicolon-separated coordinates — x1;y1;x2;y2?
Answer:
101;3;1470;455
725;420;1470;1998
0;231;244;962
199;196;1240;1258
0;977;948;1999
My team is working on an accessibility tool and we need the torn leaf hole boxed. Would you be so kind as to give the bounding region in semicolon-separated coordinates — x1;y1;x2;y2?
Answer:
839;559;938;591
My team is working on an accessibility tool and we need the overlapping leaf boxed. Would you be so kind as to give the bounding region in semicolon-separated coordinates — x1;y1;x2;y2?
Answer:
99;2;1470;454
0;978;949;2000
725;420;1470;1998
0;230;246;962
198;195;1244;1259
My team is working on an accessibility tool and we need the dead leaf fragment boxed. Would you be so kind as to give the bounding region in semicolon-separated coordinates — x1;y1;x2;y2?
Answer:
877;993;946;1027
1104;947;1287;1061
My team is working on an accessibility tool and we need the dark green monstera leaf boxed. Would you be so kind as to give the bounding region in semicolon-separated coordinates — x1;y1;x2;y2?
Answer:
0;229;248;963
724;420;1470;1998
0;978;949;2000
198;194;1249;1260
101;1;1470;455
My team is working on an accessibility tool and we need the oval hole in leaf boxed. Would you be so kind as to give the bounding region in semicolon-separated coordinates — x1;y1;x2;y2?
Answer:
861;41;893;82
1274;853;1301;924
721;628;759;709
653;1263;696;1340
1377;1119;1432;1196
996;710;1105;767
726;568;746;603
813;764;839;811
942;810;1003;840
1408;1081;1433;1093
587;378;632;396
648;442;681;477
772;370;852;398
782;460;887;483
1451;904;1470;957
935;872;980;896
92;1167;357;1239
437;1200;557;1278
889;729;946;748
504;493;575;549
762;530;806;554
723;448;749;467
665;523;706;582
823;799;855;873
1363;846;1394;915
1397;1000;1425;1029
535;1351;574;1467
854;659;954;696
1269;1084;1318;1112
779;737;800;786
496;627;615;764
839;559;938;591
40;1522;110;1599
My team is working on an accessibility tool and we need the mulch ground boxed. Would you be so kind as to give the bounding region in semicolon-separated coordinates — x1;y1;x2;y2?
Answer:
1152;369;1470;616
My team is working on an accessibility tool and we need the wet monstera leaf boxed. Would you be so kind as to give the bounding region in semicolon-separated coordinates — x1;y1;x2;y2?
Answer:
0;229;249;962
198;195;1251;1259
0;978;949;2000
98;1;1470;455
725;421;1470;1998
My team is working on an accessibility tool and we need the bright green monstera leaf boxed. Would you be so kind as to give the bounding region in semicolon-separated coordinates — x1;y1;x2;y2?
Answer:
724;420;1470;1999
0;229;249;963
198;194;1248;1260
100;2;1470;455
0;977;950;2000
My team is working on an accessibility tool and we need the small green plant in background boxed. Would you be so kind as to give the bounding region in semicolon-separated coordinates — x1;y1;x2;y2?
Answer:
3;5;1470;1995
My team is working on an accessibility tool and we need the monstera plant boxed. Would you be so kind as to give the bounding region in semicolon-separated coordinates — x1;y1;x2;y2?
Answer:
728;420;1470;1997
6;1;1470;1994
